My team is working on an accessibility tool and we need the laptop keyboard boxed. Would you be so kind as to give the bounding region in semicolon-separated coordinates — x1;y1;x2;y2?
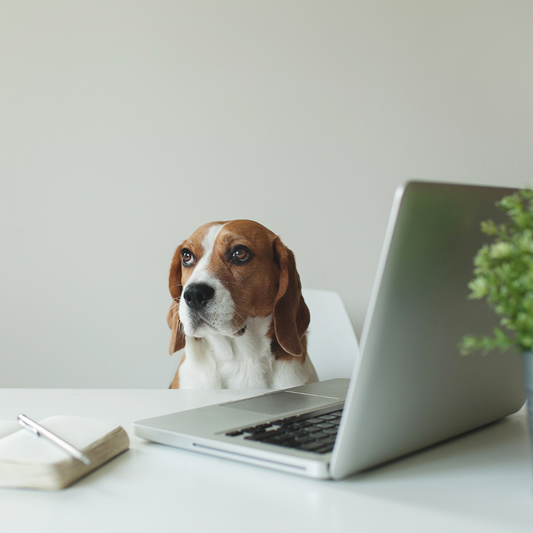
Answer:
225;408;343;454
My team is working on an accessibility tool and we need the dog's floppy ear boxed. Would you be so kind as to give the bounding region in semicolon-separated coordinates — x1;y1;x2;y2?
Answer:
272;237;310;356
167;245;186;355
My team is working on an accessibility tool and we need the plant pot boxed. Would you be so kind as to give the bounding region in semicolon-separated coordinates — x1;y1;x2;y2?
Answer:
522;352;533;461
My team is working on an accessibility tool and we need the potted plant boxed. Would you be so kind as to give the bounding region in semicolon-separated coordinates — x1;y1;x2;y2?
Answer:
459;188;533;456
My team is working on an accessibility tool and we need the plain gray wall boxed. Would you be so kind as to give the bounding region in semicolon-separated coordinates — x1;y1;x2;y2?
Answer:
1;1;532;387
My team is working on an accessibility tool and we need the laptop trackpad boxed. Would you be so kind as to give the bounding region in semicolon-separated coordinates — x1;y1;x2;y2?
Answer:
222;391;340;416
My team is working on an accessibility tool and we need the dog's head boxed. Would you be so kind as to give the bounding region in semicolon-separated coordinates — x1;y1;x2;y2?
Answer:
167;220;309;358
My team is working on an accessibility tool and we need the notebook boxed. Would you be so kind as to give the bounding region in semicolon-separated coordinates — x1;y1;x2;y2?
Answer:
0;416;129;489
134;181;525;479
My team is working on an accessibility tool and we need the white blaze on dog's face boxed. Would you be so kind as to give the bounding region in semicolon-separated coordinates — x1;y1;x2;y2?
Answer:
167;219;310;360
174;220;280;339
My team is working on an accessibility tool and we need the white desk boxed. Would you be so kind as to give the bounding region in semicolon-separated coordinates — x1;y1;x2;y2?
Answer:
0;389;531;533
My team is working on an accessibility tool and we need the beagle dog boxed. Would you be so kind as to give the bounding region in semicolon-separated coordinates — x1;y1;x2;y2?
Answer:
167;220;318;389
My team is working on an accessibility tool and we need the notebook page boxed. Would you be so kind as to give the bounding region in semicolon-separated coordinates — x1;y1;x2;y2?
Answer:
0;422;22;440
0;416;121;465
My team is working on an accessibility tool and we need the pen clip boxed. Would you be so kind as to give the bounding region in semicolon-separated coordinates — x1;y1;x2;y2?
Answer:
17;413;92;466
17;415;40;436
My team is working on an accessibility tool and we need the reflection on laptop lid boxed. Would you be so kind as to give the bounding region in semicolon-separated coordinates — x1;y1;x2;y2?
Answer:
135;181;525;480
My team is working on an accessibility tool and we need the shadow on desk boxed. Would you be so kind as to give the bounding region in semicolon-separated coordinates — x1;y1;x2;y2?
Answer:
353;411;530;482
331;410;532;530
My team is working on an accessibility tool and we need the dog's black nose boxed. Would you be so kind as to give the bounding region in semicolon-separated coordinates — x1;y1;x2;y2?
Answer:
183;283;215;311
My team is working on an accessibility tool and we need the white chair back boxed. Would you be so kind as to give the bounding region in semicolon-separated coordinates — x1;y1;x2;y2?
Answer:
301;288;359;381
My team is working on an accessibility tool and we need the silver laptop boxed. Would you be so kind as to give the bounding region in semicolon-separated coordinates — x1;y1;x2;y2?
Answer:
134;181;525;480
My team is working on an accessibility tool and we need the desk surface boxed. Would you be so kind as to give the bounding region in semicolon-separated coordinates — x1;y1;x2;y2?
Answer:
0;389;531;533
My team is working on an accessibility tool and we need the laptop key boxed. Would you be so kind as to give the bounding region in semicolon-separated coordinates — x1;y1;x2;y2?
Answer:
293;435;315;443
298;441;328;452
225;430;244;437
244;429;284;441
242;424;272;434
285;421;311;430
264;434;293;444
315;444;335;454
274;415;311;426
305;426;323;434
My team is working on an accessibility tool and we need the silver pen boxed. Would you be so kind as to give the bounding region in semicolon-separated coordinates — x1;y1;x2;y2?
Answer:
17;413;92;466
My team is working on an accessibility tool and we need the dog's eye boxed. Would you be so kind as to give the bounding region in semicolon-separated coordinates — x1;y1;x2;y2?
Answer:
231;246;252;264
181;249;195;267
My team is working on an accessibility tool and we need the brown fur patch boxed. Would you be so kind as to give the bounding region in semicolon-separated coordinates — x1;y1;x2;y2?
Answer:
170;353;186;389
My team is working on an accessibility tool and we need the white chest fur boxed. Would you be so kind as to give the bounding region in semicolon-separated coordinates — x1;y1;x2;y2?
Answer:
177;316;317;389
